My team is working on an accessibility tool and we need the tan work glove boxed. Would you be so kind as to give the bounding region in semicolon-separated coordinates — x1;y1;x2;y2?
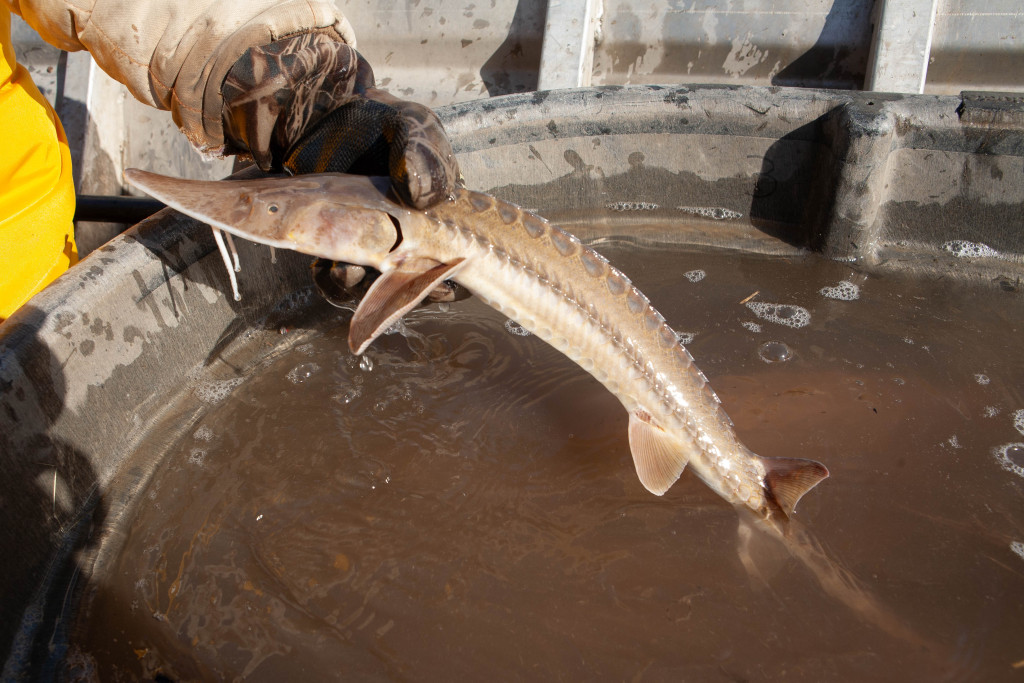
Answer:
221;33;460;210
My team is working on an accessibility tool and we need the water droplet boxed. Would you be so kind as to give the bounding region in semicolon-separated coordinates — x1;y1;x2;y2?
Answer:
359;355;374;372
286;362;319;384
758;341;793;363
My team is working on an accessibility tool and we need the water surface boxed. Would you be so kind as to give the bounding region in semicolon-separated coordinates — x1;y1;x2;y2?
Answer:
68;242;1024;681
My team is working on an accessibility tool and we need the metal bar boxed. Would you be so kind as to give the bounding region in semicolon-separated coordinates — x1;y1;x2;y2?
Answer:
74;195;165;224
865;0;939;93
537;0;602;90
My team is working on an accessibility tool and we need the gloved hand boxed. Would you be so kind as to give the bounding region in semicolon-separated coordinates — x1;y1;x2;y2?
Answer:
221;33;460;209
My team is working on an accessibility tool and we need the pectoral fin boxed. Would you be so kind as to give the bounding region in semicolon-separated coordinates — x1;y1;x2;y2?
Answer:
349;256;467;354
628;410;690;495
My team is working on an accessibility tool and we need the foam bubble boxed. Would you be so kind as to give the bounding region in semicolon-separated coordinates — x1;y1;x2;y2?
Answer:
333;387;363;405
195;378;244;404
607;201;659;212
505;320;531;337
286;362;320;384
975;373;990;385
676;206;743;220
942;240;1001;259
193;425;214;442
819;280;860;301
744;302;811;329
1013;409;1024;435
1012;541;1024;562
684;270;706;283
994;443;1024;478
983;406;1000;418
188;448;207;466
741;321;762;333
675;331;695;345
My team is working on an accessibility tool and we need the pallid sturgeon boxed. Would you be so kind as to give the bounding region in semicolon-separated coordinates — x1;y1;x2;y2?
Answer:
125;169;828;521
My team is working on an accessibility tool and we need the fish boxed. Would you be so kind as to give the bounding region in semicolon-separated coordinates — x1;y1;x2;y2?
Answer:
124;168;829;521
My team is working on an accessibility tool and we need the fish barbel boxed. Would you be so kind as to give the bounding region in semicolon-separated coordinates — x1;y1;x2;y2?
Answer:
125;169;828;520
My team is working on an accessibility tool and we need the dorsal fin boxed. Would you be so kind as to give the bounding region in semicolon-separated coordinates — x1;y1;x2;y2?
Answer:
349;256;466;354
627;410;691;495
760;456;830;517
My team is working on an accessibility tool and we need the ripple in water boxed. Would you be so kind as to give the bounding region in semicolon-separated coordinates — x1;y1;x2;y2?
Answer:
745;302;811;329
758;341;793;363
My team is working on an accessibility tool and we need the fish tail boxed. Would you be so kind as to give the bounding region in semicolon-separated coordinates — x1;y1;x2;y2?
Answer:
758;455;829;518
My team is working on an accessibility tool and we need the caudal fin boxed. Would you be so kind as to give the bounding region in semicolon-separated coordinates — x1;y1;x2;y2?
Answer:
760;456;829;517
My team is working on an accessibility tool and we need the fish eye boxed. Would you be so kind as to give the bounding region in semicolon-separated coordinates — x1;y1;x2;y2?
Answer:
268;204;279;214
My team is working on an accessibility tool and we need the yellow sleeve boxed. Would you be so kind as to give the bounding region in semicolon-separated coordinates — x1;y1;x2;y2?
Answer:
0;7;76;321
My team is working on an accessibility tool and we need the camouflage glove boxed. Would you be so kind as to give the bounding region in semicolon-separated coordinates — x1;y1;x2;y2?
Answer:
221;33;460;209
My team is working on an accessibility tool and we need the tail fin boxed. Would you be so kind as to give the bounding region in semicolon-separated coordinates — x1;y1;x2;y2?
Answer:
760;456;829;518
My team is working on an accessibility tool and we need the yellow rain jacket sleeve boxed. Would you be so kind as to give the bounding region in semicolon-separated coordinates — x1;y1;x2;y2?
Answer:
0;7;76;321
0;0;354;321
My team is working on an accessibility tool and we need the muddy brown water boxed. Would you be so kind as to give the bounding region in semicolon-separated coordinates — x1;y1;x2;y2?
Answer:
65;236;1024;681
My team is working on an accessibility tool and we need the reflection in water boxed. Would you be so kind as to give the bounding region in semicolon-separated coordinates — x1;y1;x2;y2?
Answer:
69;245;1024;680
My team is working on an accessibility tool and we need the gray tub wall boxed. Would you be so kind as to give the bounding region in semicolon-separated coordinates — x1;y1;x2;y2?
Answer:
10;1;1024;254
3;86;1024;667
